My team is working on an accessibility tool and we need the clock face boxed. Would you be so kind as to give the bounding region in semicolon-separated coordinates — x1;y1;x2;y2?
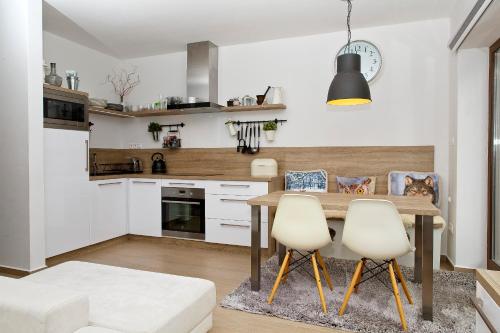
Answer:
336;40;382;82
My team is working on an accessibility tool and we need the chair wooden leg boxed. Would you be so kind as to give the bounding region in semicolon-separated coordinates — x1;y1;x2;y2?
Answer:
339;260;364;316
315;251;333;290
389;262;408;331
311;253;328;313
281;250;292;283
267;251;291;304
354;259;365;293
393;259;413;304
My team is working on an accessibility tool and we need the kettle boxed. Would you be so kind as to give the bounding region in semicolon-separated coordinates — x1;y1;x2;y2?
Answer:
151;152;167;174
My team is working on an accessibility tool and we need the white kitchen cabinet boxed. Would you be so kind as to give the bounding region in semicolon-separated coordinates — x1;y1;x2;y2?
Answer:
161;179;207;189
204;180;269;248
90;179;128;244
206;218;268;247
205;194;268;222
205;180;268;196
44;128;91;257
128;179;161;237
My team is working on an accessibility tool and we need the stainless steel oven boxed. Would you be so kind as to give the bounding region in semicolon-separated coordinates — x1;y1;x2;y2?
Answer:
162;187;205;240
43;85;89;131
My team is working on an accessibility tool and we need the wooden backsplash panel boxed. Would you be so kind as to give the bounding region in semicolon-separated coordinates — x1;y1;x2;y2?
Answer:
90;146;434;194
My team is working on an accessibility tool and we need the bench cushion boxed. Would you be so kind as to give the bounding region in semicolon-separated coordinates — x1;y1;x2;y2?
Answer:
24;261;216;333
0;276;89;333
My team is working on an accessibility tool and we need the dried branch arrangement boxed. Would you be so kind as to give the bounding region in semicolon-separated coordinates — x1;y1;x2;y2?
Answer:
105;66;140;103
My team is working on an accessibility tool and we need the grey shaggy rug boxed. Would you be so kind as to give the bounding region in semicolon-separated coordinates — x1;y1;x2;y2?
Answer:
221;256;475;333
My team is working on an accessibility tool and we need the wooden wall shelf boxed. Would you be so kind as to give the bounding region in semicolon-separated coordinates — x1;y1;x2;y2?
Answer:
88;107;135;118
89;104;286;118
222;104;286;112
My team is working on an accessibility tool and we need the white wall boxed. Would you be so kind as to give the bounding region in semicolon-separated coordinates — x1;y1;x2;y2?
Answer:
43;31;118;100
452;48;489;268
0;0;45;271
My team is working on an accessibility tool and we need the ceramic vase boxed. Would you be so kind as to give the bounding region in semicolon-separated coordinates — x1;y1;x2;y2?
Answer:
45;63;62;87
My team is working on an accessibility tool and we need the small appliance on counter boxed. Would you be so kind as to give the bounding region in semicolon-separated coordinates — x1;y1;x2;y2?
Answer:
151;152;167;173
251;158;278;177
91;155;144;176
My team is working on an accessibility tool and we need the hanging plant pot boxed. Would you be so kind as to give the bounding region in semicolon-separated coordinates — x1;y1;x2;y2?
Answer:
264;130;276;141
148;122;162;142
263;121;277;141
225;121;237;136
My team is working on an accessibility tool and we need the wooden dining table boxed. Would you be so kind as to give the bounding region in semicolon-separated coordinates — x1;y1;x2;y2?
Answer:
247;191;441;321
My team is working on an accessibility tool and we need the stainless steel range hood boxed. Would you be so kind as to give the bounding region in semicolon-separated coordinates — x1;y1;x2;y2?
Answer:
168;41;222;112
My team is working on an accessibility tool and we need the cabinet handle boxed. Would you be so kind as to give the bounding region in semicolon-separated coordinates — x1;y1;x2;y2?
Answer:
85;139;89;171
169;182;196;186
220;223;250;228
162;200;200;205
98;181;122;186
220;184;250;188
132;180;157;184
220;198;247;203
471;297;497;333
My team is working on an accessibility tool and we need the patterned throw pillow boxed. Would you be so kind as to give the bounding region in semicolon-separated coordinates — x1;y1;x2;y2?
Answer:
285;169;328;193
336;176;376;195
388;171;440;206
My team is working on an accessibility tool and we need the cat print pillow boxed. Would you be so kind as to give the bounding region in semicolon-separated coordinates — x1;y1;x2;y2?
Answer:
337;176;376;195
388;171;440;206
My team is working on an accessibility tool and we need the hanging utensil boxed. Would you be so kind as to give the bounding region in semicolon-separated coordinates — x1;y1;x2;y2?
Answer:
257;123;261;152
251;123;258;154
241;124;248;154
247;125;254;154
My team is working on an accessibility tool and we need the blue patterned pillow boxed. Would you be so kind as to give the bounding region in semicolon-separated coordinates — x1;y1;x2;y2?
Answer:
285;169;328;193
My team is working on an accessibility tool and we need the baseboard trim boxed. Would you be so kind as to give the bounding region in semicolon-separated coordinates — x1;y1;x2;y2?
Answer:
46;235;129;267
0;265;30;277
440;255;476;274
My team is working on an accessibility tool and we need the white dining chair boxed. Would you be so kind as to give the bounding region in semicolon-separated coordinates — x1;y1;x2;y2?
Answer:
267;194;333;313
339;199;413;331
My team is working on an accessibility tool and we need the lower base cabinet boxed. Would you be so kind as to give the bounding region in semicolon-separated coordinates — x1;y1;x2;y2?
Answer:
205;218;268;248
128;179;162;237
90;179;128;244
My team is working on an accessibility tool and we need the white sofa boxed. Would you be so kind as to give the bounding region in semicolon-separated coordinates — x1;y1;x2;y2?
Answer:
0;261;216;333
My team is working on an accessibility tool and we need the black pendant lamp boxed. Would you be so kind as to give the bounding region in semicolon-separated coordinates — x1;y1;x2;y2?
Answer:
327;0;371;106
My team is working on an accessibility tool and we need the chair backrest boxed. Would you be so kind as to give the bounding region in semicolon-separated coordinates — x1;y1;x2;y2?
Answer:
271;194;331;251
342;199;411;260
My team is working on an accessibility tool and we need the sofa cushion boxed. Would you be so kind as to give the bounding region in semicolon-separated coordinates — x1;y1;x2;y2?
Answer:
24;261;216;333
0;276;89;333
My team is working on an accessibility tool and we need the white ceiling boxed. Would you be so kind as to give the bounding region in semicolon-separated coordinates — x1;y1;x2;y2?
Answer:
43;0;454;59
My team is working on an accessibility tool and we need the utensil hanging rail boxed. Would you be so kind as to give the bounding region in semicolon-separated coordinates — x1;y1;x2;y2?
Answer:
234;118;287;126
160;122;185;130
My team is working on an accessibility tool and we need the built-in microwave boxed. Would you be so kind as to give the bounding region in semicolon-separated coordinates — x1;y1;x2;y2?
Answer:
43;85;89;131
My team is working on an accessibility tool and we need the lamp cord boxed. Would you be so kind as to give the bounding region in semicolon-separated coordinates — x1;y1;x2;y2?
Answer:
344;0;352;54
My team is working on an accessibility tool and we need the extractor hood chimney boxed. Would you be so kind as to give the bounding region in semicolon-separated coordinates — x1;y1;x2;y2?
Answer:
168;41;222;112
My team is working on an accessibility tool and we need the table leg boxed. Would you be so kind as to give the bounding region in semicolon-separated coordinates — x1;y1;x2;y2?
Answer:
250;205;261;291
278;242;286;265
422;215;434;321
414;215;423;283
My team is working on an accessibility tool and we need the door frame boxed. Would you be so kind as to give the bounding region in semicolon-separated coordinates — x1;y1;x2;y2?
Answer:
487;38;500;270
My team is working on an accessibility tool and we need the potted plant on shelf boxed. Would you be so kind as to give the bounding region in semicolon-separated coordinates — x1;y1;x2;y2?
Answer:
225;120;237;136
148;122;162;141
263;121;277;141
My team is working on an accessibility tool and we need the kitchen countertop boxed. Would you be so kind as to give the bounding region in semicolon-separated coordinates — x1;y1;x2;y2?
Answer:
476;269;500;306
89;172;282;182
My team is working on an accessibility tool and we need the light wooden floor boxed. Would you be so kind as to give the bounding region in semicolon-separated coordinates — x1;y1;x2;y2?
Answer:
44;237;345;333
